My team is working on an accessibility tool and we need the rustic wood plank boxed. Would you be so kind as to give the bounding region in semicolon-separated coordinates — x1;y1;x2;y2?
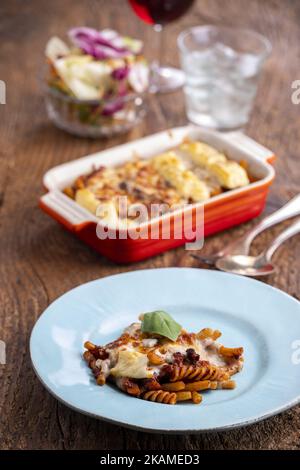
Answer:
0;0;299;450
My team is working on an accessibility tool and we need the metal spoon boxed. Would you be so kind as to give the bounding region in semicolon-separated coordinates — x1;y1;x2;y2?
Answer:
215;218;300;276
191;194;300;266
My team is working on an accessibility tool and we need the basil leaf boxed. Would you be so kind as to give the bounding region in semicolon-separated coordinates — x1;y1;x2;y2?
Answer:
141;311;182;342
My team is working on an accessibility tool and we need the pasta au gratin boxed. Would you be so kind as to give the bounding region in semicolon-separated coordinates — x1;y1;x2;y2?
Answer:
64;139;250;225
83;311;244;405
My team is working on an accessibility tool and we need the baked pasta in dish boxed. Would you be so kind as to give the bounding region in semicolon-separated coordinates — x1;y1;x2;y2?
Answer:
64;140;250;226
83;311;244;405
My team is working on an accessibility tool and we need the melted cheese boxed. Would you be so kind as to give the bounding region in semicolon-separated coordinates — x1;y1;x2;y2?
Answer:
110;350;152;379
102;322;243;380
152;152;210;202
157;339;227;367
75;188;100;214
209;161;249;189
180;142;249;189
180;142;227;167
70;140;251;226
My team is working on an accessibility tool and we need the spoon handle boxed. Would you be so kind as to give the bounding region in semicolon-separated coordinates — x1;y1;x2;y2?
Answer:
221;193;300;256
246;194;300;243
265;218;300;260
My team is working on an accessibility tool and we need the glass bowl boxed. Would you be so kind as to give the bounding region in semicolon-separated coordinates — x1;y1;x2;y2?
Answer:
45;86;147;138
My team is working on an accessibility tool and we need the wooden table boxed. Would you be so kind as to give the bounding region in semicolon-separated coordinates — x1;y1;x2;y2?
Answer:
1;0;299;450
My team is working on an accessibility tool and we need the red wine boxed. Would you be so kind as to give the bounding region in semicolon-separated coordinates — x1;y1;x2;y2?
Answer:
128;0;195;25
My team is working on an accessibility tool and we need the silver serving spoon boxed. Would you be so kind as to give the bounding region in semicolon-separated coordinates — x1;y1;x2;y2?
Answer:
216;218;300;276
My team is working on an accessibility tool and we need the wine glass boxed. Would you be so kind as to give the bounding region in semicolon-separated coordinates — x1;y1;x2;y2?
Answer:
128;0;195;93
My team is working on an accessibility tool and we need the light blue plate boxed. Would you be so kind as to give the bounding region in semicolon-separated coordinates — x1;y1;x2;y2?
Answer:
30;268;300;433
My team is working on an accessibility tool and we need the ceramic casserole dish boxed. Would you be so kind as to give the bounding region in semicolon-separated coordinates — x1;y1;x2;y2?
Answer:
39;126;275;263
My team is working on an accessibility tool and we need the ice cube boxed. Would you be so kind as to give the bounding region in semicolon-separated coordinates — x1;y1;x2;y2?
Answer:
182;49;218;78
213;42;261;78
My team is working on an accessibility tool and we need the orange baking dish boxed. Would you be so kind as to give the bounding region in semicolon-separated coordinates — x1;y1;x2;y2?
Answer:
40;126;275;263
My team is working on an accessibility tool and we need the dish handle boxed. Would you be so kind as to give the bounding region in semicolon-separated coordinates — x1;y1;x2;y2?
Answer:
39;190;97;230
222;131;275;164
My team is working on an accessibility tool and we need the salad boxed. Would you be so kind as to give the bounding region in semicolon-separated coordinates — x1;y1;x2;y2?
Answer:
45;27;149;136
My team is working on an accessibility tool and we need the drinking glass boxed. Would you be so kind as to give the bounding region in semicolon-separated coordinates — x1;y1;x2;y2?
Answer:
178;25;272;130
128;0;195;93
